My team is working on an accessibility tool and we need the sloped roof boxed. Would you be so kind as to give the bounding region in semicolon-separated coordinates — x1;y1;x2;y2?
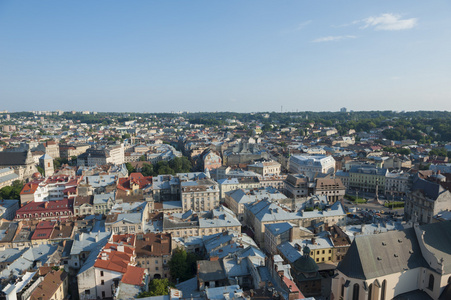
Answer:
337;228;428;280
30;270;67;300
419;221;451;274
121;265;145;286
94;243;134;273
197;260;226;282
411;175;446;200
0;151;28;166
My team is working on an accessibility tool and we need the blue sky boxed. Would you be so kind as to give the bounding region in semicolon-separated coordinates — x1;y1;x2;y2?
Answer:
1;1;450;113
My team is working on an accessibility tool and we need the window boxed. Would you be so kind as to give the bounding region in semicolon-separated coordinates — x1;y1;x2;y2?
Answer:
381;280;386;300
100;271;104;276
428;274;434;291
101;280;105;285
85;290;90;295
352;283;359;300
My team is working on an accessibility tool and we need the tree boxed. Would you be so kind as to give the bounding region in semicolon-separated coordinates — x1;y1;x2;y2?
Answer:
139;155;147;161
168;248;200;283
37;166;44;176
169;157;182;172
53;157;69;170
180;157;191;173
141;163;153;177
137;279;175;297
125;163;136;175
0;180;23;200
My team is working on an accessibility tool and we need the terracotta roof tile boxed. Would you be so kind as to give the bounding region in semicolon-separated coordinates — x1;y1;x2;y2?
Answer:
121;265;146;286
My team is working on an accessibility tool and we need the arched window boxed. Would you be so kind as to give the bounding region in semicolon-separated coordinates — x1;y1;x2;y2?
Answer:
381;280;386;300
428;274;434;290
368;284;373;300
352;283;360;300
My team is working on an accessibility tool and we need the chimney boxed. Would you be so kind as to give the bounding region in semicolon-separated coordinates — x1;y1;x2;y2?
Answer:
289;227;294;242
311;237;316;245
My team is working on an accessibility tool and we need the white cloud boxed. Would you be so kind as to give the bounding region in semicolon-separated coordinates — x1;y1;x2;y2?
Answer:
361;13;417;31
312;35;356;43
296;20;312;31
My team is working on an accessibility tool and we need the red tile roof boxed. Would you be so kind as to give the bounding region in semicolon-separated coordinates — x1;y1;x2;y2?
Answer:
15;199;74;220
111;234;136;246
31;228;54;240
282;276;303;298
94;243;135;273
36;220;56;229
20;183;39;195
117;173;152;191
121;265;146;286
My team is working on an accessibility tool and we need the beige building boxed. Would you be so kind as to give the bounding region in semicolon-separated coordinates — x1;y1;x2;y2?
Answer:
288;154;335;175
332;222;451;300
405;174;451;224
180;179;220;212
218;177;260;200
59;144;90;159
247;160;281;176
74;196;94;216
225;187;287;222
0;168;19;189
314;177;346;204
135;233;172;279
35;140;60;159
105;212;143;234
30;269;68;300
162;206;241;238
259;174;286;191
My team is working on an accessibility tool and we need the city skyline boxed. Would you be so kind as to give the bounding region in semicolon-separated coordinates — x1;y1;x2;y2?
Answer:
1;0;450;112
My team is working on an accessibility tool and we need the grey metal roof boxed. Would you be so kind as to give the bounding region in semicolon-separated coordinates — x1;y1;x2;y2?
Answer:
0;152;28;166
93;191;115;204
0;221;18;242
70;231;111;256
197;260;226;282
419;221;451;274
337;227;428;280
411;175;445;200
265;222;293;236
245;199;300;223
0;172;19;185
0;248;27;263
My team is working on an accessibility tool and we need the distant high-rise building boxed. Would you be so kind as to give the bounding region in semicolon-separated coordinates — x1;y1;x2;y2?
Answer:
340;107;347;113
